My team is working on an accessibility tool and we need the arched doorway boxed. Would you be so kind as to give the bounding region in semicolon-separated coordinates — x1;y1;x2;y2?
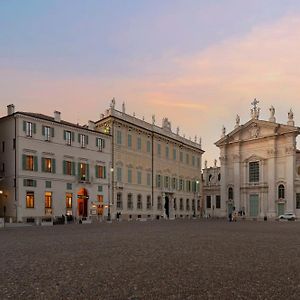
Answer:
164;196;170;218
77;188;89;218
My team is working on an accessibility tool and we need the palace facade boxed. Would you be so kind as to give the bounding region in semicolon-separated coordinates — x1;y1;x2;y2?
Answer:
95;100;204;220
0;105;111;223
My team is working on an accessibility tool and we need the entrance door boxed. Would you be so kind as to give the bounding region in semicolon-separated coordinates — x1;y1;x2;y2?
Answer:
77;188;88;217
277;203;285;216
249;194;259;217
164;196;170;218
227;203;233;217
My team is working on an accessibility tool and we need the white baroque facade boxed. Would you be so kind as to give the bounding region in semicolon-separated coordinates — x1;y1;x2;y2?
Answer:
95;100;204;220
213;102;300;219
0;105;111;223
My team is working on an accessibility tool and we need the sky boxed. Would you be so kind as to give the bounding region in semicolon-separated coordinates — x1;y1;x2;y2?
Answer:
1;0;300;165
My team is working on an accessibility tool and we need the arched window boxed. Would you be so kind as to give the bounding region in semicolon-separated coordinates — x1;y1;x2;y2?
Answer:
137;194;142;210
228;187;234;200
157;196;162;210
117;193;123;209
146;195;151;210
127;194;133;210
218;173;221;181
278;184;285;199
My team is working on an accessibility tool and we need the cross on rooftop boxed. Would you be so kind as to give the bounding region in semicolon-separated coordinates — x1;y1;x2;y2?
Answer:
251;98;259;110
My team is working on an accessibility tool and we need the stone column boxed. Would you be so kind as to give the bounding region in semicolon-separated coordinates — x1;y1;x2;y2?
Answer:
267;144;277;218
169;194;175;220
233;154;241;212
220;150;227;217
286;146;296;213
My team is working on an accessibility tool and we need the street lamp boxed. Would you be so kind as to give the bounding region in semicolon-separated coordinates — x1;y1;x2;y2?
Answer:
107;167;114;222
193;180;199;218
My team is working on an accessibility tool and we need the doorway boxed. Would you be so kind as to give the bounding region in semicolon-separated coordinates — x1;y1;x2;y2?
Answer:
277;203;285;216
164;196;170;218
249;194;259;217
77;188;88;217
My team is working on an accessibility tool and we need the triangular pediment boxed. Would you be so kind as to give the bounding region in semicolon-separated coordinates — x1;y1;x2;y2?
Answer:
215;119;300;147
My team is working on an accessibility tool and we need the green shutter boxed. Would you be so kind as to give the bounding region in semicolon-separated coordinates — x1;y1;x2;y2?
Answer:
33;180;37;187
96;138;99;147
63;160;66;175
42;125;45;136
72;132;75;142
52;159;56;173
86;164;89;181
78;134;80;143
86;135;88;145
41;158;45;172
103;166;106;179
23;179;27;186
22;154;26;170
51;127;54;137
102;139;105;149
78;163;81;180
34;156;38;171
63;130;66;140
95;165;99;178
23;121;26;132
72;162;76;176
33;123;36;134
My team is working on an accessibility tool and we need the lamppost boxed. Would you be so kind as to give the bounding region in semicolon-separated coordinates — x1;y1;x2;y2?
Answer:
0;190;5;227
107;167;114;222
193;180;199;218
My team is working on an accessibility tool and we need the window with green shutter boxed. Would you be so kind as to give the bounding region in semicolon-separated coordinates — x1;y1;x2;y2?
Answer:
45;181;52;188
98;185;103;192
66;183;72;190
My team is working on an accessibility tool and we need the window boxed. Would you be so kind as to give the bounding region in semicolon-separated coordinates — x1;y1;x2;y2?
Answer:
172;177;177;190
147;173;151;186
79;134;88;148
180;198;183;210
278;184;285;199
66;183;72;190
206;196;211;209
186;180;191;192
147;140;151;153
156;174;161;188
179;179;184;191
186;154;189;165
45;192;52;209
296;193;300;209
174;198;177;210
249;161;259;182
128;134;132;148
173;148;176;160
23;121;35;137
228;187;233;200
26;191;34;208
23;155;37;171
137;171;142;185
186;199;190;210
218;173;221;181
127;194;133;210
23;179;36;187
117;193;123;209
147;195;151;209
137;137;142;151
96;138;105;151
42;158;55;173
157;143;161;156
116;130;122;145
157;196;162;210
66;193;72;208
43;126;54;141
64;130;73;146
45;181;51;188
95;165;106;179
137;194;142;210
216;195;221;209
79;163;89;181
63;160;75;176
192;199;195;211
128;169;132;184
180;151;183;162
165;146;169;159
117;167;122;182
164;176;169;189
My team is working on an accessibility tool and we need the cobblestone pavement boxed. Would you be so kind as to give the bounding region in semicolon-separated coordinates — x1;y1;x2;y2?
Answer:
1;219;300;299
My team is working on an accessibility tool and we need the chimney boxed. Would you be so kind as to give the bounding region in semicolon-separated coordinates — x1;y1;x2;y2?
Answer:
88;120;95;130
54;111;61;122
7;104;15;115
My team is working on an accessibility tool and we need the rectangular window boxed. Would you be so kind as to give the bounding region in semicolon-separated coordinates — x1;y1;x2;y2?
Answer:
147;140;151;153
63;160;74;176
95;165;106;179
117;167;122;182
137;171;142;185
179;179;184;191
98;185;103;192
66;183;72;190
45;192;52;209
206;196;211;209
43;126;53;141
128;169;132;184
128;134;132;148
24;121;33;137
79;163;89;181
42;158;55;173
23;155;36;171
137;137;142;151
173;148;176;160
157;143;161;156
216;195;221;209
172;177;177;190
66;193;72;209
116;130;122;145
45;181;51;188
79;134;88;148
249;161;260;183
180;151;183;162
26;191;34;208
164;176;169;189
96;137;105;151
296;193;300;209
186;180;191;192
156;174;161;188
165;146;169;159
23;179;37;187
65;130;72;146
147;173;151;186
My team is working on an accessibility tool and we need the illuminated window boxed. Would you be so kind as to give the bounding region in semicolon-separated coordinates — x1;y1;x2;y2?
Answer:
43;158;53;173
45;192;52;209
66;193;72;208
79;163;89;181
26;191;34;208
24;155;34;171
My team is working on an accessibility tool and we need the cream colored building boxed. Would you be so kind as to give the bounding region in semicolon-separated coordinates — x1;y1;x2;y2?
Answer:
0;105;111;223
95;100;204;220
213;101;300;219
